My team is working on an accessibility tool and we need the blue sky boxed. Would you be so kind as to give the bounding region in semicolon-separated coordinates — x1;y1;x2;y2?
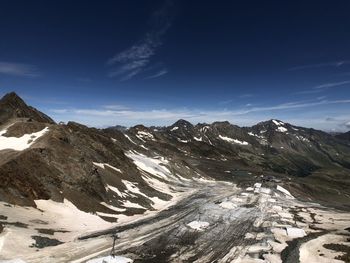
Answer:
0;0;350;131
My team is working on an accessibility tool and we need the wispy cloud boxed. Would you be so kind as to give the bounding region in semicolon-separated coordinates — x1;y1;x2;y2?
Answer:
232;99;350;115
144;69;168;79
107;0;174;81
289;60;350;71
314;80;350;89
0;62;40;77
218;94;255;105
103;104;129;110
218;99;234;105
296;80;350;94
239;93;254;98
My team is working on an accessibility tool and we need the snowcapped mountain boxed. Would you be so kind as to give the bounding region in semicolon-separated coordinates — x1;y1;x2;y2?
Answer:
0;92;350;262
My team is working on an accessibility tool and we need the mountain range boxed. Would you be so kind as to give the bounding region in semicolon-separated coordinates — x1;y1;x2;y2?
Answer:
0;92;350;262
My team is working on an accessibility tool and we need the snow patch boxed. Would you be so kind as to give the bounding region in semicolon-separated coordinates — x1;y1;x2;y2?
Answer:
286;227;306;238
93;162;122;173
100;202;126;212
34;199;113;234
86;256;133;263
170;126;179;131
276;185;294;199
121;200;145;209
254;183;262;188
218;135;249;145
124;134;137;145
272;120;288;133
200;126;210;133
0;260;27;263
259;187;271;194
272;120;285;126
219;201;237;209
106;185;127;198
193;136;202;141
127;152;171;180
0;127;49;151
187;221;209;231
276;126;288;133
136;131;155;141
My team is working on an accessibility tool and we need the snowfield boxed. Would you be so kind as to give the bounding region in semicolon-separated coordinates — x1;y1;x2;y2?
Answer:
1;174;349;262
218;135;249;145
0;127;49;151
86;256;133;263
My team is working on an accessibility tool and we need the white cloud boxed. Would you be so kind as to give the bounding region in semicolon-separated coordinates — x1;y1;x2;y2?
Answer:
314;80;350;89
144;69;168;79
296;80;350;94
0;62;40;77
107;1;173;80
103;104;129;110
289;60;350;71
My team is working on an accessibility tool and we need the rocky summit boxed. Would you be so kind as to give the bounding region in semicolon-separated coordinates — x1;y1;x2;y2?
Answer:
0;92;350;262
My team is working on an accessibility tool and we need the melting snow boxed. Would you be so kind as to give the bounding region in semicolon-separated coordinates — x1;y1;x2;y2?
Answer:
177;138;189;143
93;162;122;173
121;200;145;209
286;227;306;238
219;201;237;209
170;126;179;131
100;202;126;212
127;152;171;180
0;127;49;151
295;135;310;142
140;145;149;150
254;183;262;188
86;256;133;263
0;260;27;263
218;135;249;145
124;134;137;145
272;120;288;133
276;185;294;199
34;199;113;233
141;175;174;196
136;131;155;141
272;120;285;126
106;184;127;198
193;136;202;141
200;126;210;133
259;188;271;194
187;221;209;231
276;126;288;133
122;180;149;199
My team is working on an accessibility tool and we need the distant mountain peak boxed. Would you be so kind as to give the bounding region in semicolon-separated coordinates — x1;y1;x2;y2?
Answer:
172;119;193;128
0;91;55;125
1;92;26;106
